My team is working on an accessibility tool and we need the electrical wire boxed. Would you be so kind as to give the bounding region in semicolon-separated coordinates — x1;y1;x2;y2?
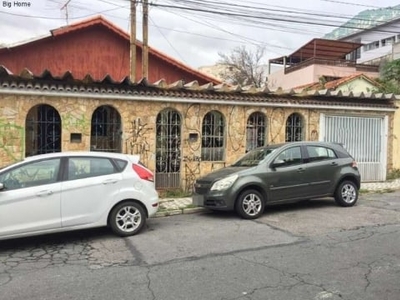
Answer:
149;16;188;64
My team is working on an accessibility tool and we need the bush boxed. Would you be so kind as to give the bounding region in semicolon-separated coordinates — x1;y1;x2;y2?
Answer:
387;168;400;180
159;189;191;198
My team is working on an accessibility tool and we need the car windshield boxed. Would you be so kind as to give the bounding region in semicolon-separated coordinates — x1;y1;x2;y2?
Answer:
232;147;277;167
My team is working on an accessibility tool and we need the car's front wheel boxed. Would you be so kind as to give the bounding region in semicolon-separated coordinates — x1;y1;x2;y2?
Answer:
334;180;358;207
109;201;146;237
235;189;265;219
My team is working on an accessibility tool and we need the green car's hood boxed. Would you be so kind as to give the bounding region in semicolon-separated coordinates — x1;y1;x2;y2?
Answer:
197;166;251;183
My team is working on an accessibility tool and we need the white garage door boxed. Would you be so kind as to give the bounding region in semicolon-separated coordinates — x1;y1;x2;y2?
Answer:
320;115;388;182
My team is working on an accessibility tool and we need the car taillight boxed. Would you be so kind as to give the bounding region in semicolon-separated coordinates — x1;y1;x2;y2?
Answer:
132;164;154;182
352;160;358;168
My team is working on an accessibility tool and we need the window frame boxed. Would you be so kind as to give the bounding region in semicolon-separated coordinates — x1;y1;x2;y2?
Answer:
65;156;120;181
0;158;62;191
201;111;225;161
273;146;303;167
305;145;338;163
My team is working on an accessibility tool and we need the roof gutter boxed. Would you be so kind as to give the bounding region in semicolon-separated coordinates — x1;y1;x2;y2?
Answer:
0;88;396;112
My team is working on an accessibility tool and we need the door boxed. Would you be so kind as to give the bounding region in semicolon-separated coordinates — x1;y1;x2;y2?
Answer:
303;145;341;196
0;158;62;237
60;156;123;227
155;109;182;189
267;146;309;201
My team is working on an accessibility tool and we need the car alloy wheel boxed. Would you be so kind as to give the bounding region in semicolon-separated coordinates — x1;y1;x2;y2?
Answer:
235;189;265;219
335;180;358;207
109;201;146;236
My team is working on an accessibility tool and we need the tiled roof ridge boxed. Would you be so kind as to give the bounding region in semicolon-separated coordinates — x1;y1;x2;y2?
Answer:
293;73;381;92
0;66;398;107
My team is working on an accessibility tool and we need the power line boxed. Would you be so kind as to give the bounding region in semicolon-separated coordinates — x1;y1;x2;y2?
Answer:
149;16;188;64
144;1;400;36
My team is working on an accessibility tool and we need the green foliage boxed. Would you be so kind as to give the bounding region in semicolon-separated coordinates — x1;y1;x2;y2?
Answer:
381;59;400;83
387;168;400;180
376;59;400;94
159;189;191;198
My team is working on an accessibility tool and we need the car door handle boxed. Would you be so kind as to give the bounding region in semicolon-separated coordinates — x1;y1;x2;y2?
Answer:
102;179;118;185
297;168;305;173
330;162;338;166
36;190;53;197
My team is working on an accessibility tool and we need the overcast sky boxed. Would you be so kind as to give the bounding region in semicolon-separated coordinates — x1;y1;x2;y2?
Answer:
1;0;400;69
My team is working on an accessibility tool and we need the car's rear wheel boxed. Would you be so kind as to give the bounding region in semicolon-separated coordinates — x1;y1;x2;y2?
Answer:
235;189;265;219
334;180;358;207
109;201;146;237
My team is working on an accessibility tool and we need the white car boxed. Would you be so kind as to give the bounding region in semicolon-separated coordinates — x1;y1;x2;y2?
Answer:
0;152;159;240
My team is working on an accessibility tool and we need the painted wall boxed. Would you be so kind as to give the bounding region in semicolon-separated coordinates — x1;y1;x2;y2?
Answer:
392;100;400;171
336;78;378;93
342;22;400;63
0;92;395;189
0;26;213;85
267;64;379;90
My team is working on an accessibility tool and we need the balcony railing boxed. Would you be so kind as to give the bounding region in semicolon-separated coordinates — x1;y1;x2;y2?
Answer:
284;58;380;74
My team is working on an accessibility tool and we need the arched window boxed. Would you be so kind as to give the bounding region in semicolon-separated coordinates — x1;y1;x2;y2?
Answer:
285;113;304;142
246;112;266;152
25;104;61;157
155;109;181;189
202;111;225;161
91;105;121;152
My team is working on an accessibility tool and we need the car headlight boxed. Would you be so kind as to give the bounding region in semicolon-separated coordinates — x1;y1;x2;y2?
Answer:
210;174;238;191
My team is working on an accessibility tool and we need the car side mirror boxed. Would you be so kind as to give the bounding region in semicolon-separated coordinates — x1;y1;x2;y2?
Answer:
0;182;4;191
271;159;285;168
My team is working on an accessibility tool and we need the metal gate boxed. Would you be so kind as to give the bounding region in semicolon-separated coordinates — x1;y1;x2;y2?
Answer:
25;104;61;157
321;115;387;182
155;109;181;189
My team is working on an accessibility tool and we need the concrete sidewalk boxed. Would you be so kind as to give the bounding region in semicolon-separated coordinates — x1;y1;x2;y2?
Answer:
155;178;400;217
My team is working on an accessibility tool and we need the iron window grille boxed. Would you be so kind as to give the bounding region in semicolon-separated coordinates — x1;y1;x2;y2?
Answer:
285;113;304;142
246;112;266;152
155;109;181;189
25;104;61;157
91;105;122;152
201;111;225;161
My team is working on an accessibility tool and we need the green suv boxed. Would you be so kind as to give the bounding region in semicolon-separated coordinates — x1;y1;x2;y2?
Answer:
192;142;361;219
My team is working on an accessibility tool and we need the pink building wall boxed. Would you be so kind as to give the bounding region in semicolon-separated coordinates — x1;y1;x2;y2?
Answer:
267;65;379;90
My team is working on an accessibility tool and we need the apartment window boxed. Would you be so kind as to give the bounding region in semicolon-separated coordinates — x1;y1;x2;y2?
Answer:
364;41;380;52
381;36;395;47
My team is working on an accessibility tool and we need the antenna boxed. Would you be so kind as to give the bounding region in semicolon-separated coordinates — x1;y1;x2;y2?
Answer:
61;0;72;25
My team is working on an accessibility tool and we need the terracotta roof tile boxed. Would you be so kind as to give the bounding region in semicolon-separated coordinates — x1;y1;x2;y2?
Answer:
0;66;397;110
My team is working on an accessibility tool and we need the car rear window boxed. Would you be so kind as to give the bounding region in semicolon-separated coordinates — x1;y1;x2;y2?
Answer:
115;159;128;171
307;146;337;162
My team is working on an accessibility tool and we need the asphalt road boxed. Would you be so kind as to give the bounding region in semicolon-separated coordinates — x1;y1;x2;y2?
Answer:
1;191;399;300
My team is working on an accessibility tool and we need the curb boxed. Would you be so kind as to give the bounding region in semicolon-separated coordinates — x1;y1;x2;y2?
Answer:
153;207;205;218
153;182;400;218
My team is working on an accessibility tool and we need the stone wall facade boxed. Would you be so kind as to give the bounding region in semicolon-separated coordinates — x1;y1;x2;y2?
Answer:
0;92;395;189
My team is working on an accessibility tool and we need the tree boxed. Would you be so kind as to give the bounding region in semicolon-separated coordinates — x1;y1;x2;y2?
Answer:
217;45;267;87
376;59;400;94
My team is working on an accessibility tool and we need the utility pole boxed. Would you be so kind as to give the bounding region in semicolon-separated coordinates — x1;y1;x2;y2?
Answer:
130;0;137;82
142;0;149;79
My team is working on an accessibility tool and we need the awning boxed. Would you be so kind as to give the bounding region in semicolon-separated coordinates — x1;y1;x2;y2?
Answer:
269;38;363;65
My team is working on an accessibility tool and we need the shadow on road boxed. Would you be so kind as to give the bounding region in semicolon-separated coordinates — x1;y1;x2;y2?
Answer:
0;227;115;251
201;198;338;220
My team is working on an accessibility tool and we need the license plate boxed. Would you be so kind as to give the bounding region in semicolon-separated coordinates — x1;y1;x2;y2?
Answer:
192;194;204;207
